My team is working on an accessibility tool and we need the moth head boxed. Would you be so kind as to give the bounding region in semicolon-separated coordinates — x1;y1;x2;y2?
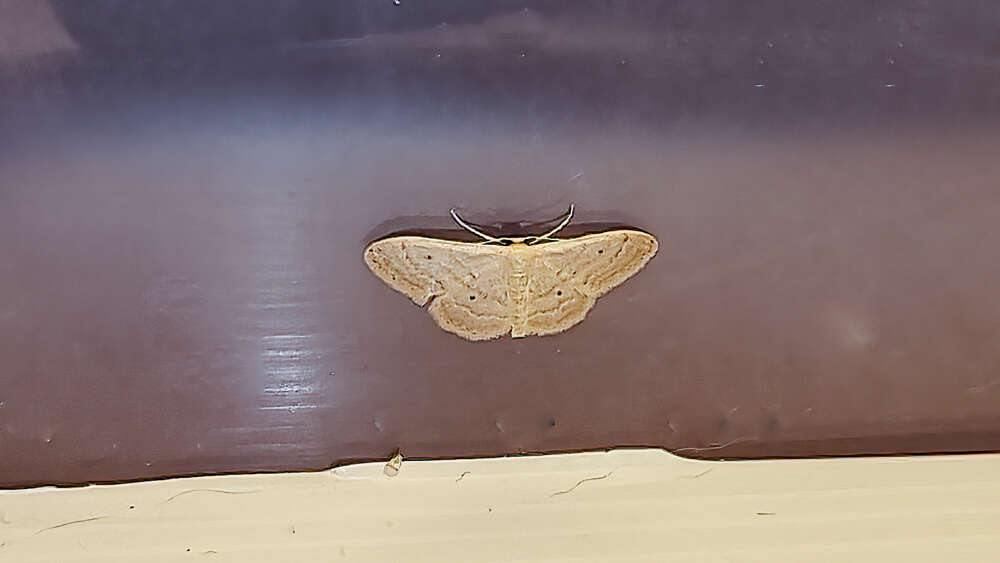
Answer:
497;237;534;246
450;204;574;246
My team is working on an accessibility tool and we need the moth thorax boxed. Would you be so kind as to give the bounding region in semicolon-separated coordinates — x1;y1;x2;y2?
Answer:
510;269;529;311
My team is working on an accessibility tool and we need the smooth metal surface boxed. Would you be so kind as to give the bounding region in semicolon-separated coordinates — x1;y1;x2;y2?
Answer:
2;1;1000;487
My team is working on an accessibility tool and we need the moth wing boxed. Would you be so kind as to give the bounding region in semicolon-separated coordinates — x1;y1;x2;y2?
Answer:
364;236;516;340
513;230;657;337
513;259;595;337
535;230;658;298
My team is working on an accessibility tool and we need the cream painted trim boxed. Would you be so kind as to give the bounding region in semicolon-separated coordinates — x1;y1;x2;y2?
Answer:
2;449;999;561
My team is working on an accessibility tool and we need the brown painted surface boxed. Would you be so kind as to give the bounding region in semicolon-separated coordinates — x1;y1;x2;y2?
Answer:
3;1;1000;487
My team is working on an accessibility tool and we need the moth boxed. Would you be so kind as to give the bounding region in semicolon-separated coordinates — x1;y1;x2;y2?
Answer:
364;205;658;341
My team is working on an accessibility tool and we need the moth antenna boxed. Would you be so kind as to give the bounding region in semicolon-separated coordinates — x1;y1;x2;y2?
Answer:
450;208;503;243
530;203;575;243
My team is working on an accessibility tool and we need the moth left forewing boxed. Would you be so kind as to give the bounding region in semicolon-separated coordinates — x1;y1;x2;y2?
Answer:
426;241;519;340
366;236;505;303
365;236;519;340
364;237;445;306
539;230;658;297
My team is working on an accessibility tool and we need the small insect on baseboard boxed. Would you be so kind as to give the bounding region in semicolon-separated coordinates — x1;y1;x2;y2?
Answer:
364;205;658;341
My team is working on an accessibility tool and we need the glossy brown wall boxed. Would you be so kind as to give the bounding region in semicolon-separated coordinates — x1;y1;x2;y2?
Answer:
3;1;1000;487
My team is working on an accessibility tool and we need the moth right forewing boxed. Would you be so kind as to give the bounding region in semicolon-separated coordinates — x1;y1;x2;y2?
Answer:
509;251;595;337
541;231;658;297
